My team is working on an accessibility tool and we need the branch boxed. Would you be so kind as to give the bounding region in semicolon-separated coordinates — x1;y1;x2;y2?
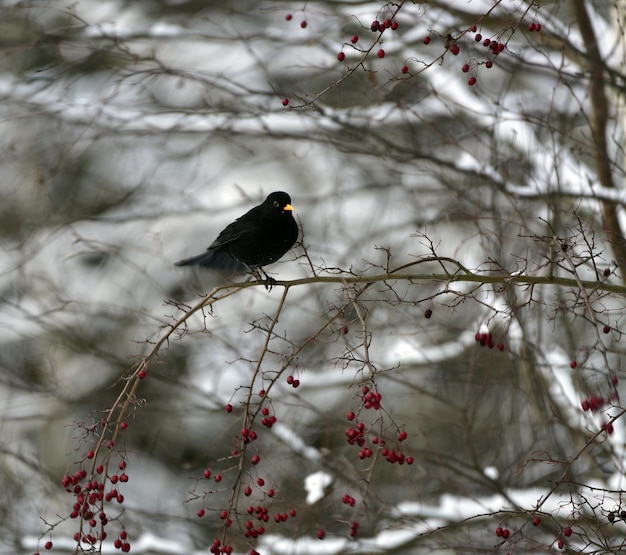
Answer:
572;0;626;280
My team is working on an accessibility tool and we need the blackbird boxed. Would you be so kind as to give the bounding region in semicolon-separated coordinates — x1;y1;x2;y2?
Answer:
175;191;298;285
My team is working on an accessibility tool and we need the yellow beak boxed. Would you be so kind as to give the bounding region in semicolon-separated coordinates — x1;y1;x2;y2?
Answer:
284;204;294;211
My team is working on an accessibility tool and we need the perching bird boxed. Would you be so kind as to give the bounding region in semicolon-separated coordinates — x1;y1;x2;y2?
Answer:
175;191;298;285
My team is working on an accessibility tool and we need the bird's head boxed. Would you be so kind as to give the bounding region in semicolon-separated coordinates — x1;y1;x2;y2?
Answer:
266;191;294;215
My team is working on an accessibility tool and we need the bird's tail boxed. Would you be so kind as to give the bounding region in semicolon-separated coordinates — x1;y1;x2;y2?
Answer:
174;250;248;273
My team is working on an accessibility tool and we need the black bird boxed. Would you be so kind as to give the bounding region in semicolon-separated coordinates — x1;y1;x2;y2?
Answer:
175;191;298;285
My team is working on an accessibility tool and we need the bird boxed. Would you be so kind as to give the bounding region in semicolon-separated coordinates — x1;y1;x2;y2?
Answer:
175;191;298;286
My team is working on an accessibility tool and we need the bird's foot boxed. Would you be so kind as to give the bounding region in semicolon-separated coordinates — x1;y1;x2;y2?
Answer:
262;276;277;291
249;267;276;291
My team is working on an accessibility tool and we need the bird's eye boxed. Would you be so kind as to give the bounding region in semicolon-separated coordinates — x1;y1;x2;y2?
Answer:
273;201;279;208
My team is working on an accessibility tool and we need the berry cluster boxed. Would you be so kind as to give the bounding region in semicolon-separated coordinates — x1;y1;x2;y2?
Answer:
361;385;381;410
197;397;303;554
495;526;511;538
474;327;505;351
341;493;356;506
420;19;541;87
337;14;401;62
260;405;277;428
580;394;610;413
579;374;619;434
209;538;233;554
345;387;414;464
59;454;131;552
349;520;360;537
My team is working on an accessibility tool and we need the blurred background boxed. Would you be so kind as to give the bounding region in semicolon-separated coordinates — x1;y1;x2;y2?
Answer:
1;1;626;553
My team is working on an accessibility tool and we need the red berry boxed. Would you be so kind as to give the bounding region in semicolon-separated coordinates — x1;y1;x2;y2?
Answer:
317;529;326;539
497;343;504;351
120;421;128;429
563;526;572;536
347;411;355;421
495;527;503;537
603;325;610;334
377;49;385;58
406;456;414;464
251;454;261;465
383;19;392;29
558;539;564;549
470;25;477;32
570;360;577;369
391;21;399;31
225;403;233;412
257;478;265;486
424;309;433;318
496;43;505;52
468;77;477;86
371;20;380;32
532;516;541;526
337;52;345;62
602;421;614;434
475;33;482;41
300;20;307;29
220;510;228;520
462;64;470;72
198;509;205;517
423;36;431;44
45;541;53;550
86;450;95;459
535;23;542;32
450;44;460;55
397;430;408;441
138;369;147;379
350;35;358;43
401;65;408;74
528;23;536;31
291;379;300;388
215;474;222;482
483;38;491;46
502;529;510;538
281;98;289;106
485;60;493;68
285;14;292;21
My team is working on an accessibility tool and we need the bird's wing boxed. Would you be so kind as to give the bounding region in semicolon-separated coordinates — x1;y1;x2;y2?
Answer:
208;206;261;250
